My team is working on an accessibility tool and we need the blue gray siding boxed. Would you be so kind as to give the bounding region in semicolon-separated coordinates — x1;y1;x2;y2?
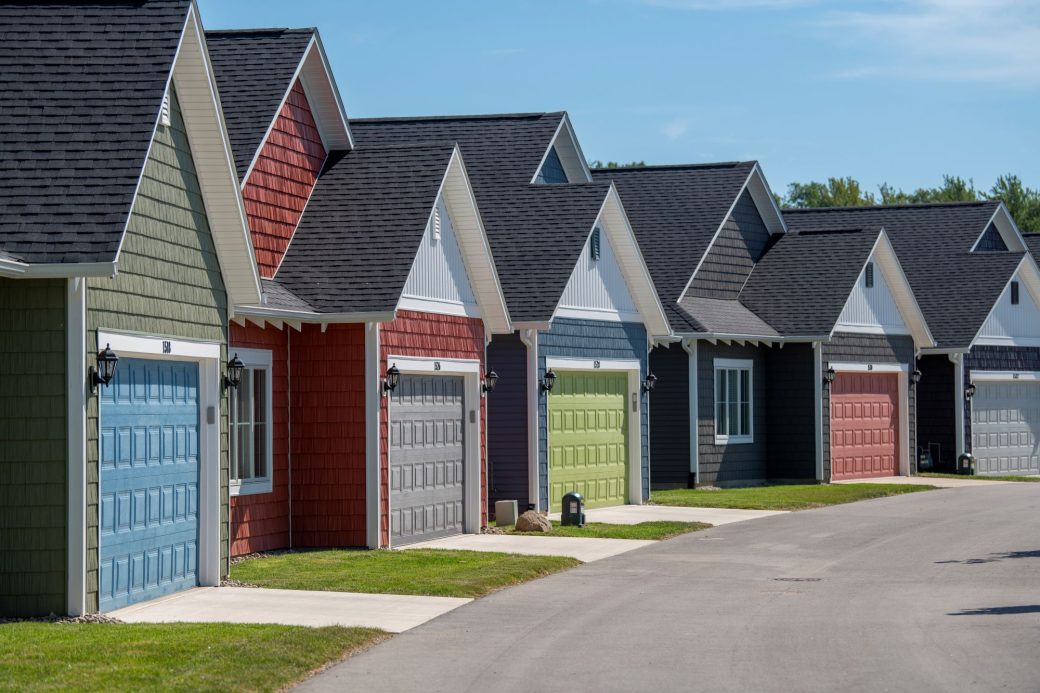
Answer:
963;345;1040;455
537;318;649;510
687;190;771;300
764;343;816;480
648;343;691;488
974;223;1008;252
487;332;530;512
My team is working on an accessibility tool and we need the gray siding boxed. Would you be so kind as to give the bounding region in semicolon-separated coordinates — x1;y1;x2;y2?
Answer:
697;342;768;485
0;278;66;616
648;343;691;488
764;343;816;480
916;354;956;470
963;345;1040;456
487;332;529;512
687;190;771;300
537;318;649;511
974;223;1008;252
821;333;916;480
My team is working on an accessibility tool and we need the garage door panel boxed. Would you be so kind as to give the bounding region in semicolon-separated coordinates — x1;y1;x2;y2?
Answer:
830;372;900;480
972;381;1040;475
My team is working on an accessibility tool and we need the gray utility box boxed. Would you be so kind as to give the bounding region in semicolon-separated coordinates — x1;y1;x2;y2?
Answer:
495;500;519;526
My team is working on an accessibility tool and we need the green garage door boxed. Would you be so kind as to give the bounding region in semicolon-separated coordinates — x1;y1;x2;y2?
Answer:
548;370;629;510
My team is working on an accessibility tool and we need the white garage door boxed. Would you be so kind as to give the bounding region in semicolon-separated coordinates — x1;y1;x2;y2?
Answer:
972;380;1040;475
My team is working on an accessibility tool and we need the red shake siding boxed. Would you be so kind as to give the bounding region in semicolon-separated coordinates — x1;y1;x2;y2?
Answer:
380;311;488;547
229;324;290;556
242;80;326;278
290;323;367;547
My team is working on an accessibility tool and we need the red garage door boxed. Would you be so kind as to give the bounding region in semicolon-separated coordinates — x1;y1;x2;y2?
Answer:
830;372;899;480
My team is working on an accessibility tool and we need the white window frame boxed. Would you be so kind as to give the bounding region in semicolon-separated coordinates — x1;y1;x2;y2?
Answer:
713;358;754;445
229;347;274;496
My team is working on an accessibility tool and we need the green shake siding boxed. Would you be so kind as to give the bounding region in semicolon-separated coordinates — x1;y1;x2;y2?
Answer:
0;279;67;616
85;87;229;612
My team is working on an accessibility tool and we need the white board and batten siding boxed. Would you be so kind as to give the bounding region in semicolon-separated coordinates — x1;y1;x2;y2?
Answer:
977;269;1040;346
835;253;909;335
398;196;480;317
554;226;641;323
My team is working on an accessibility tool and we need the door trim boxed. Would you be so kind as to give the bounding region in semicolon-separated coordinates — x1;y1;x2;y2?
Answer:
970;370;1040;382
384;355;482;547
828;363;909;477
95;330;222;592
544;357;642;507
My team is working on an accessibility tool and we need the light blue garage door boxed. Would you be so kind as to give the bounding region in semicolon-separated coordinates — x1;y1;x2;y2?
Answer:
99;358;200;611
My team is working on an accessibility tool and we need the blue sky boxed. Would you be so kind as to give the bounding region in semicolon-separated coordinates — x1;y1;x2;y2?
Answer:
198;0;1038;198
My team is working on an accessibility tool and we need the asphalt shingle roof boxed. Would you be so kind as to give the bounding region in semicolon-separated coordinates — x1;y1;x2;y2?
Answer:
1023;234;1040;260
0;0;190;265
784;202;1017;348
350;115;611;323
205;28;314;180
675;296;778;337
258;278;313;313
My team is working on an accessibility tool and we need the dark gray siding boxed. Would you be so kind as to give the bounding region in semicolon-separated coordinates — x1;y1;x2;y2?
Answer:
964;345;1040;455
764;343;816;480
697;342;768;485
916;354;956;470
687;190;771;299
487;332;529;512
537;318;649;510
974;223;1008;252
648;343;691;489
821;333;916;480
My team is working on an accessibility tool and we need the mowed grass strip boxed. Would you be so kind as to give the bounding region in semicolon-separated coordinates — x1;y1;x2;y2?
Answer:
919;472;1040;482
507;520;711;540
232;549;580;599
0;622;385;693
652;483;938;511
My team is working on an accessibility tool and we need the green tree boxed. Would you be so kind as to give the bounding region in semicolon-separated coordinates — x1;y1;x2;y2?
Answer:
784;177;875;208
990;175;1040;233
588;160;646;169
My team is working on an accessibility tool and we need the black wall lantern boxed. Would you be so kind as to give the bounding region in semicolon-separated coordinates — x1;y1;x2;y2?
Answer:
910;369;922;386
383;364;401;394
223;353;245;391
642;372;658;394
89;344;119;393
823;367;836;386
541;369;557;393
965;383;977;400
482;369;498;394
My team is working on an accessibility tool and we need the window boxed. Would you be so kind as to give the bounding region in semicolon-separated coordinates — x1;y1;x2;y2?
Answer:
714;359;753;444
865;262;875;288
1011;280;1020;305
230;349;273;495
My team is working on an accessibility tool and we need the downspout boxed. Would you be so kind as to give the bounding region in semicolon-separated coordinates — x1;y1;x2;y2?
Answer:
950;352;966;460
519;329;540;511
680;338;699;487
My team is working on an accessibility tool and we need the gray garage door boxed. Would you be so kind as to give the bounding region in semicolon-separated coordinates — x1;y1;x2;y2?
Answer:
389;375;466;545
972;380;1040;475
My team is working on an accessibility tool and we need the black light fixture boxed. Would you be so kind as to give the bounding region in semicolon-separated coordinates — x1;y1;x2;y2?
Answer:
965;383;977;400
89;344;119;393
383;363;401;394
642;372;658;394
482;369;499;394
223;353;245;391
823;367;836;385
541;369;557;393
910;369;922;386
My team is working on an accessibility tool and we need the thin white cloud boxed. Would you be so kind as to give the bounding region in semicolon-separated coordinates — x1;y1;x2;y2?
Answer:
661;118;690;140
821;0;1040;85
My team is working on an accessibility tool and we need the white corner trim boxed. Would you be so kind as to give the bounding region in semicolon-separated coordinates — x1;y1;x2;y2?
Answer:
96;331;221;360
66;278;87;616
386;355;482;375
681;339;699;482
520;329;540;511
970;370;1040;382
828;362;909;374
364;323;381;549
950;353;966;459
545;357;641;372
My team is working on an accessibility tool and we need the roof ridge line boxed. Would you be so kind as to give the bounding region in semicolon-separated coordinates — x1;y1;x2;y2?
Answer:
351;112;564;123
784;200;996;213
593;161;751;172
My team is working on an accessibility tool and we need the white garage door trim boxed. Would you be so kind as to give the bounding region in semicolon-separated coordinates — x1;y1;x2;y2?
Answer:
383;355;482;547
95;330;222;591
971;370;1040;382
828;362;911;478
544;357;643;506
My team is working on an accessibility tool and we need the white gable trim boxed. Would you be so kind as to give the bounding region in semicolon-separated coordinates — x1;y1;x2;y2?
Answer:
830;230;934;347
529;114;592;184
554;219;642;323
972;255;1040;347
395;146;511;333
970;203;1026;253
678;163;787;304
835;250;910;335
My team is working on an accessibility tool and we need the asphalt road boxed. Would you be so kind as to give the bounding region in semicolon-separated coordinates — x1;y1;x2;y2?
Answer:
301;484;1040;692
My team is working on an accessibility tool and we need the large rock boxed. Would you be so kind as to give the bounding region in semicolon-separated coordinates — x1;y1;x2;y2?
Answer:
515;510;551;533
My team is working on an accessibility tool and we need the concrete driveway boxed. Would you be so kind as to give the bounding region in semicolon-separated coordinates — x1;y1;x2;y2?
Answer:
109;586;469;633
555;503;787;526
303;484;1040;692
835;475;1012;488
400;534;655;562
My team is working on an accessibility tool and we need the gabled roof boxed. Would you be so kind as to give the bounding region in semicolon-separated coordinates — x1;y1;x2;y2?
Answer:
1023;233;1040;259
784;202;1021;349
0;0;191;267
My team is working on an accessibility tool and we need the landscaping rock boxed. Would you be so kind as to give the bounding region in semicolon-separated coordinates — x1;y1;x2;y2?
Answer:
515;511;551;532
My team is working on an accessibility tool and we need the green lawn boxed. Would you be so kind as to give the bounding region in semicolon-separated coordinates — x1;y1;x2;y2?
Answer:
232;549;580;599
919;472;1040;482
651;483;937;511
0;622;384;692
506;520;711;540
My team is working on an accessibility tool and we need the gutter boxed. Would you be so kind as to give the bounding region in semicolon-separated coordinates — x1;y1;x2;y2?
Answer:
234;305;397;324
0;260;117;279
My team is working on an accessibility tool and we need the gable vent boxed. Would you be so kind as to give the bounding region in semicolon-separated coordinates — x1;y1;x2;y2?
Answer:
159;91;172;128
432;207;442;242
865;262;875;288
1011;280;1020;305
590;227;601;261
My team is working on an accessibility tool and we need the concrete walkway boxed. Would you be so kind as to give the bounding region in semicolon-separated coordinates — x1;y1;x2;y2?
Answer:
834;475;1012;488
400;533;654;562
552;504;787;526
109;586;470;633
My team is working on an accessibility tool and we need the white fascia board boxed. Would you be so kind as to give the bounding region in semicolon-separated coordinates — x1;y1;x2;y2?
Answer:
673;331;826;343
0;261;117;279
234;304;397;324
971;203;1026;253
298;34;353;153
967;254;1040;349
529;114;593;184
591;184;672;338
745;163;787;236
920;346;971;355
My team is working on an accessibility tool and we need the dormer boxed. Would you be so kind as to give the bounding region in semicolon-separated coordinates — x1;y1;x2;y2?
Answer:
531;114;592;184
970;203;1026;253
